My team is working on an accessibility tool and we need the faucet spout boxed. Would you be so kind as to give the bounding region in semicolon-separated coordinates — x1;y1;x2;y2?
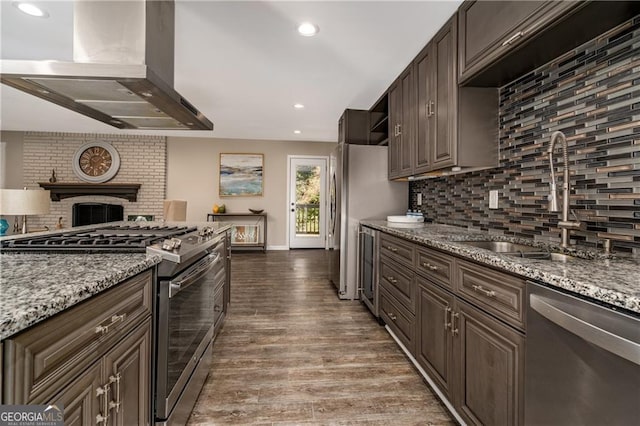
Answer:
548;131;579;247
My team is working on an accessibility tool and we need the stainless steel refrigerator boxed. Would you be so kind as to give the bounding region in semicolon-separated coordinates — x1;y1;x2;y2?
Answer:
328;144;408;300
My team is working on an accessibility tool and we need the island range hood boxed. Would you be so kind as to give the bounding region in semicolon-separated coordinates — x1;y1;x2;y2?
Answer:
1;1;213;130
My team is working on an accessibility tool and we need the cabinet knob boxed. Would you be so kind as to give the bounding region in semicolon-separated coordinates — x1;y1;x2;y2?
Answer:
387;311;397;321
386;276;398;284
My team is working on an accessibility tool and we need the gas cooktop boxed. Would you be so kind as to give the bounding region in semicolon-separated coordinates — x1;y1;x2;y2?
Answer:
0;225;198;252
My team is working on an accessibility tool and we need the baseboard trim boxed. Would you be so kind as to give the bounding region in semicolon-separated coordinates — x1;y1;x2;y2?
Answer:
385;325;466;426
266;245;289;251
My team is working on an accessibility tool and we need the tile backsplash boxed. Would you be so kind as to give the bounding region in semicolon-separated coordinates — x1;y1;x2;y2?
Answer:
411;15;639;254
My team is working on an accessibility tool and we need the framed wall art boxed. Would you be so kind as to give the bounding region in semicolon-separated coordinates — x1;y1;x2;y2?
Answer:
219;153;264;196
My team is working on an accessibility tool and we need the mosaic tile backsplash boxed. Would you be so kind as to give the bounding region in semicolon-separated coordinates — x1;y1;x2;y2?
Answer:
410;16;639;254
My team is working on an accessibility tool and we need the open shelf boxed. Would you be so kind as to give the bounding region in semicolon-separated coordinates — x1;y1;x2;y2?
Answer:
368;92;389;146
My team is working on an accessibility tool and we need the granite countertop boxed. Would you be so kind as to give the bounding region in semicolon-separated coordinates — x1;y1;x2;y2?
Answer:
362;220;640;315
0;252;162;340
0;221;232;341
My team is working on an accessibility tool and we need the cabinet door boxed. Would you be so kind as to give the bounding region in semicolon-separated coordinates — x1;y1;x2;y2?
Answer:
431;16;458;170
414;43;433;174
103;320;151;426
416;277;454;399
388;82;401;179
399;66;414;176
49;362;102;426
454;299;524;426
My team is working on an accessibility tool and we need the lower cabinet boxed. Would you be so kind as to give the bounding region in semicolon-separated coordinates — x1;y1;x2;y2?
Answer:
2;270;153;425
50;320;151;426
376;232;526;426
418;274;525;425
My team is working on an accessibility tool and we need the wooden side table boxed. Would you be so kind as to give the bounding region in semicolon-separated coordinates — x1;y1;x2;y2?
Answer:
207;212;267;252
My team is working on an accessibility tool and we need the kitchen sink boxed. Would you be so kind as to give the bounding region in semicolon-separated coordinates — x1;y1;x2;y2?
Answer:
459;241;577;262
460;241;540;254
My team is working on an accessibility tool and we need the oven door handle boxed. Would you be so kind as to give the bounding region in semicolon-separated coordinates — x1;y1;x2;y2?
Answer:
169;252;221;298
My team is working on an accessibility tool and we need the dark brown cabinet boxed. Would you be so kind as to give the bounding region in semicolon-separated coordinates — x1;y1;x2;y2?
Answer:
415;16;458;173
388;65;415;179
2;271;154;425
455;299;524;425
374;231;526;425
456;0;640;86
338;109;369;144
417;276;454;399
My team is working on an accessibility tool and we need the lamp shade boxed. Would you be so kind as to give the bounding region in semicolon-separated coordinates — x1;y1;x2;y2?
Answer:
0;189;51;215
163;200;187;221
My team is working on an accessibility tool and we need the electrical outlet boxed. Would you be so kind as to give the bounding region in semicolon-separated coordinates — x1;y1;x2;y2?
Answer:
489;190;498;209
417;193;423;206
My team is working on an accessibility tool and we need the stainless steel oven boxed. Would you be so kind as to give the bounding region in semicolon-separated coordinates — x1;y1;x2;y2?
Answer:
359;225;379;317
155;235;225;425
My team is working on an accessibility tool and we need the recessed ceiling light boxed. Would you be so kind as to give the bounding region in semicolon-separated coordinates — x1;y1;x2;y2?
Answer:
293;130;302;134
297;22;319;37
293;103;305;109
13;2;49;18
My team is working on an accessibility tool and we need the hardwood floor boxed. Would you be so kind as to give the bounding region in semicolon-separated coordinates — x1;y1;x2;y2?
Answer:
187;250;454;425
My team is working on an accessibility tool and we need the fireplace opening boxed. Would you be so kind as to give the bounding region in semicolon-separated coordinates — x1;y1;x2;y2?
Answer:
72;203;124;227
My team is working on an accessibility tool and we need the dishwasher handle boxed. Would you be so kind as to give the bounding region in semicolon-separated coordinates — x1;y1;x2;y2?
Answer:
530;294;640;366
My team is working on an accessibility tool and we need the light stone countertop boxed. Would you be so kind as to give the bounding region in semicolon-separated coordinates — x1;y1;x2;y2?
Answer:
362;220;640;315
0;252;161;340
0;221;232;341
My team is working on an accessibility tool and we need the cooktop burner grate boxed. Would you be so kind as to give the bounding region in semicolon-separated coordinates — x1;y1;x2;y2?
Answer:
1;225;198;252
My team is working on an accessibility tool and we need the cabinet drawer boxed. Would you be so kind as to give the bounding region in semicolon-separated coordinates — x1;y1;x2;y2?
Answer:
380;258;416;314
456;260;525;330
3;270;153;404
380;233;415;266
415;246;453;289
380;287;415;355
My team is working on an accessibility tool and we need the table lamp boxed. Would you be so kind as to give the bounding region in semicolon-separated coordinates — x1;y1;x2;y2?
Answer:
0;189;51;234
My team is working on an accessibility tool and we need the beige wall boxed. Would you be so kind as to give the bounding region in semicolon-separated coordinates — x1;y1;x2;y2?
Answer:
1;131;25;189
167;137;335;248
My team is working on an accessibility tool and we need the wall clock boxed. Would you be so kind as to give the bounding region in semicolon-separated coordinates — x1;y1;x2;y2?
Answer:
72;141;121;183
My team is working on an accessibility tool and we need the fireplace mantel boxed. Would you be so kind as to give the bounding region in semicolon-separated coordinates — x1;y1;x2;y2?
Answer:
38;183;141;202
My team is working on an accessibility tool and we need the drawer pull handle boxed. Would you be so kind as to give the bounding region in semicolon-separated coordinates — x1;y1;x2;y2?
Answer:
472;285;496;298
387;311;397;321
386;246;398;253
95;313;127;335
444;306;451;330
214;304;222;312
451;312;459;336
386;276;398;284
421;262;438;271
96;382;110;424
502;31;524;46
108;373;121;413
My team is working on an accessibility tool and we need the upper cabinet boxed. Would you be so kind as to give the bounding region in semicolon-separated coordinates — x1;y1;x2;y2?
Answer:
411;15;497;180
388;65;415;179
338;109;369;144
458;0;640;86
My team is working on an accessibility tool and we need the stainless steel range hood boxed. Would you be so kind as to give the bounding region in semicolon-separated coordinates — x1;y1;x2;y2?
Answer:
0;1;213;130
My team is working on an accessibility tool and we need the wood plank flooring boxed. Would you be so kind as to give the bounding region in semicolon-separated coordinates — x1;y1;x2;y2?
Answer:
187;250;455;425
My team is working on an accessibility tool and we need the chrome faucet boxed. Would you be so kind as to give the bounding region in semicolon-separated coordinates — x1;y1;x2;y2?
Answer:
547;131;581;248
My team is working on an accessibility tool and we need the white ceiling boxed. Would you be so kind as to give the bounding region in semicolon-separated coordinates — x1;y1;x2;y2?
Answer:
1;0;462;142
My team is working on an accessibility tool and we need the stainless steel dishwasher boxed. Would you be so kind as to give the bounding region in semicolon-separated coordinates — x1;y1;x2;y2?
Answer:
525;281;640;425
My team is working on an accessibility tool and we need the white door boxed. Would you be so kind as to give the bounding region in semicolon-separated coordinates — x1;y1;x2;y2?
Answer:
288;156;327;249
